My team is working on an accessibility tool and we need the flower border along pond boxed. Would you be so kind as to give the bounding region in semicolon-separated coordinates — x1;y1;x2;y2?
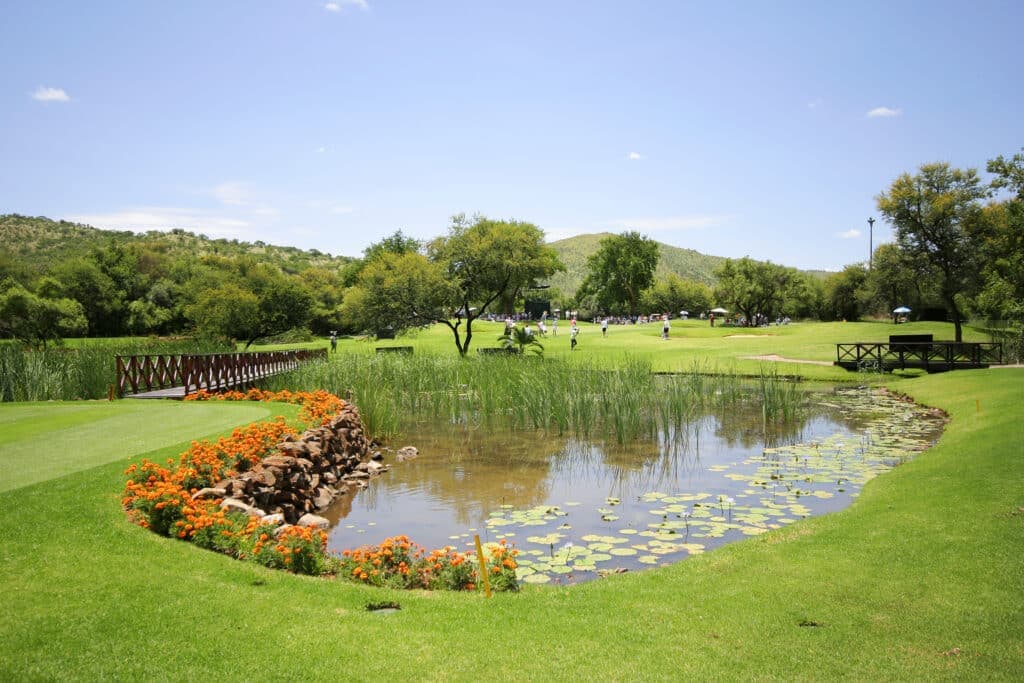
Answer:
121;388;518;592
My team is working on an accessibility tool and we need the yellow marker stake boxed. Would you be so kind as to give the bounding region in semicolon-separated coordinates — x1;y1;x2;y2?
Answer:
474;534;492;598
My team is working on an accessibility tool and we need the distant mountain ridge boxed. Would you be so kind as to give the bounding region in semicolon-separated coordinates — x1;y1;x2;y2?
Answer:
0;214;353;273
545;232;728;296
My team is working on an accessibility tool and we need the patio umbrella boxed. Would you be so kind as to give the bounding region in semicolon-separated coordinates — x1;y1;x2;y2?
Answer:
893;306;911;314
710;307;729;314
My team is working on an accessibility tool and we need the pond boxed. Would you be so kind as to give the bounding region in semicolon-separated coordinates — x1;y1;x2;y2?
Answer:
323;386;945;584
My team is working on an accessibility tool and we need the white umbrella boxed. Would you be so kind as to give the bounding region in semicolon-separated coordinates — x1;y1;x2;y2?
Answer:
893;306;911;314
710;307;729;314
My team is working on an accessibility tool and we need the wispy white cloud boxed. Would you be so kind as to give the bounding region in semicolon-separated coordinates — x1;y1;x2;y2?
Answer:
325;0;368;12
211;181;248;206
32;86;70;102
610;215;733;232
64;207;250;238
627;151;643;160
838;229;862;239
867;106;901;118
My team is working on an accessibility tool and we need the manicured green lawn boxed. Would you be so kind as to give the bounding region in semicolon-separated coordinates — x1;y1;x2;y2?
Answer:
0;349;1021;679
339;318;993;380
0;401;275;493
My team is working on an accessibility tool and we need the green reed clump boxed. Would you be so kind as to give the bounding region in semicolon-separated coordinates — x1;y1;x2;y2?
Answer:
272;354;809;444
0;337;231;402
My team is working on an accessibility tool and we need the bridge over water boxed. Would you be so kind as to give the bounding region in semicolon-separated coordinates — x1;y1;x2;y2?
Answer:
116;349;327;399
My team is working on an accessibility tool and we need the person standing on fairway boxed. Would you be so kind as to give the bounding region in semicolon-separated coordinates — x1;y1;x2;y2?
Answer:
570;324;580;350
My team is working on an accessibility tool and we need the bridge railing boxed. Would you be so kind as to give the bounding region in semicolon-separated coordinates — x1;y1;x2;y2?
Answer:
836;342;1002;371
116;348;327;397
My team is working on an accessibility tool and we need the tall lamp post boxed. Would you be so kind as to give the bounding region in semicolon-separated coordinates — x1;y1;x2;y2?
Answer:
867;217;875;270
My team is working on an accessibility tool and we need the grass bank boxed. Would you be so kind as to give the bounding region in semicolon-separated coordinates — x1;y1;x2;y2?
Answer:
0;366;1021;679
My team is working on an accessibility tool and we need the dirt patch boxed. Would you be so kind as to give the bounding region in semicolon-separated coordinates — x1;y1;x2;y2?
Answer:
742;354;833;367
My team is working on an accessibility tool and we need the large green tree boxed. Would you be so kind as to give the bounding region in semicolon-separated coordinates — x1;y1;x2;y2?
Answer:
641;273;712;316
876;162;988;341
342;215;562;355
0;284;87;347
578;231;659;315
714;257;798;323
184;258;312;348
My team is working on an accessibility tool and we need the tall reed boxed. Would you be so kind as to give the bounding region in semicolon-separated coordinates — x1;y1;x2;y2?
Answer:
271;354;809;444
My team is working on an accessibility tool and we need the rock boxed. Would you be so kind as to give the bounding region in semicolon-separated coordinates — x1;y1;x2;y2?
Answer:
297;513;329;529
263;455;297;469
257;468;277;487
191;487;226;500
313;486;334;509
260;513;285;526
370;451;384;461
396;446;419;462
220;498;263;517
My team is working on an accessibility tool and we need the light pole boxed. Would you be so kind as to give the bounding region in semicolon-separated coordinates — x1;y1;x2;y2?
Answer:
867;217;875;270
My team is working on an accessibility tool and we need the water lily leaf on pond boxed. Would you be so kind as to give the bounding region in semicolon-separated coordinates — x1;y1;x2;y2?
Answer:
619;528;639;535
601;514;620;522
648;509;668;516
572;563;597;572
587;553;612;562
707;465;730;472
580;534;605;543
587;542;613;552
523;573;552;584
485;518;515;527
605;497;621;505
637;555;660;565
811;491;834;499
597;508;614;515
499;504;515;510
550;565;573;574
526;533;565;545
639;492;667;502
609;547;638;557
564;501;582;506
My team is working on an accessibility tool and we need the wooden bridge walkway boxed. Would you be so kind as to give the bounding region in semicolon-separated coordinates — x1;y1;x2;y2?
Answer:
116;349;328;399
835;335;1002;373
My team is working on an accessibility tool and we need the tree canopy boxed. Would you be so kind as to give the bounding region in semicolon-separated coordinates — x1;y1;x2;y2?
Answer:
342;215;563;355
578;231;659;315
714;257;802;323
876;162;988;341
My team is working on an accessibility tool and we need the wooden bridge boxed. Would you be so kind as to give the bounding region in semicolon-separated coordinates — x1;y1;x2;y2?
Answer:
835;335;1002;373
116;349;328;399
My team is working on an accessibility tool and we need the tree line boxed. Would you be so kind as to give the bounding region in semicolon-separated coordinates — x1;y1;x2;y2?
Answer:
2;148;1021;354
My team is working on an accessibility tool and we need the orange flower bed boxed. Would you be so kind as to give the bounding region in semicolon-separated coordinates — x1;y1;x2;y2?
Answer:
184;388;345;426
336;535;518;591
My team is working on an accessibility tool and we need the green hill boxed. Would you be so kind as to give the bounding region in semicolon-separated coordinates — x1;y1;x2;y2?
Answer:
0;214;353;276
545;232;728;297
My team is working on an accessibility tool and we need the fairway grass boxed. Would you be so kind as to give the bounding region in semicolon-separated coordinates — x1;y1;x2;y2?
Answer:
0;368;1021;680
0;401;277;493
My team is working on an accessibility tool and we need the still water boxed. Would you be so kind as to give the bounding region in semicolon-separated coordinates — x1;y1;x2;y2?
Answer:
324;387;944;584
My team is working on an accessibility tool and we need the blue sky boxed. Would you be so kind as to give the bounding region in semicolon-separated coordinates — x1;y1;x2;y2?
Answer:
2;1;1021;270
